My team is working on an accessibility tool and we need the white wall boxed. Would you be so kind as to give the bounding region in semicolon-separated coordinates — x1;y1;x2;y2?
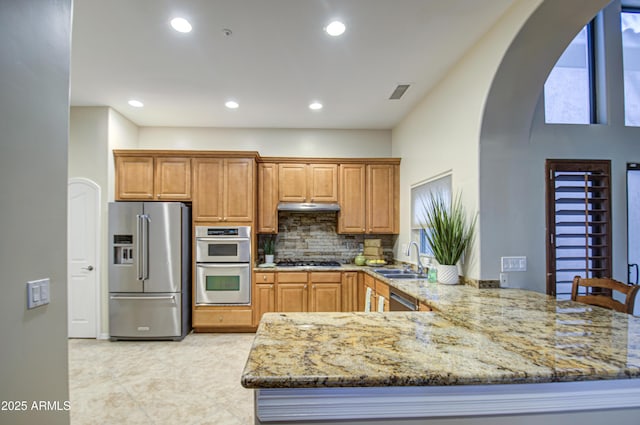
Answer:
138;127;391;157
391;0;543;280
0;1;72;424
479;0;616;291
69;106;138;336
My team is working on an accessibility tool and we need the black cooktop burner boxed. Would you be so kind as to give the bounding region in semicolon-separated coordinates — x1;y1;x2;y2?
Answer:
276;260;341;267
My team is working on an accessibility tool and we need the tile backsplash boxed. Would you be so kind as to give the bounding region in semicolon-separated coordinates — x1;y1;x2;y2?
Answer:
257;212;396;264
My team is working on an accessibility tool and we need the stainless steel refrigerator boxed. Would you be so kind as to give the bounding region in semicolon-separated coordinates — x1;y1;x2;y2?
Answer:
108;202;191;341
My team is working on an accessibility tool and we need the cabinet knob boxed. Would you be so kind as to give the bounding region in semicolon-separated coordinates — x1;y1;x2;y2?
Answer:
263;275;267;281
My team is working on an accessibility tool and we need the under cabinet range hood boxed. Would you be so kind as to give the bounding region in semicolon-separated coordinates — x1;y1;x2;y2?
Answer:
277;202;340;212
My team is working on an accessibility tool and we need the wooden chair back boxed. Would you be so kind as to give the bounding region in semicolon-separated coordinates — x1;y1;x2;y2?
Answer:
571;276;639;314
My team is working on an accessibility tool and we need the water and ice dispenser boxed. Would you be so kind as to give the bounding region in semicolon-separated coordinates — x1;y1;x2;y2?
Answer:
113;234;134;264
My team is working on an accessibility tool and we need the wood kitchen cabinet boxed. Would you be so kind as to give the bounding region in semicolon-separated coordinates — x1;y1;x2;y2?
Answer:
154;156;191;200
363;273;389;312
338;164;366;233
342;271;359;312
192;157;255;223
309;272;342;312
275;271;343;313
115;155;154;200
278;163;338;203
277;272;309;313
115;154;192;201
257;163;279;233
367;164;398;234
338;162;399;234
253;272;276;326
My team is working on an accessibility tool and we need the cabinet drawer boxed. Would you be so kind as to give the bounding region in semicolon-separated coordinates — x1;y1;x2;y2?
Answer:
278;272;308;283
193;309;253;327
255;272;275;283
310;272;341;283
375;280;389;299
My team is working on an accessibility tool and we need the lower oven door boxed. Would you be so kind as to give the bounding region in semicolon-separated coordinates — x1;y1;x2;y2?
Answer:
196;263;251;305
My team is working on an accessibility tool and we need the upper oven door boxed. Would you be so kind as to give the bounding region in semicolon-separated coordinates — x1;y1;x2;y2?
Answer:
196;237;250;263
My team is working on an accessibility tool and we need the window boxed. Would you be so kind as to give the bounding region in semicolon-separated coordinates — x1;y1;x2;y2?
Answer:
411;174;452;256
545;160;612;299
544;24;595;124
621;9;640;126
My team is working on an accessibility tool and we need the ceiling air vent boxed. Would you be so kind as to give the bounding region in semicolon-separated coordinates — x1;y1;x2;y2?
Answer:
389;84;410;100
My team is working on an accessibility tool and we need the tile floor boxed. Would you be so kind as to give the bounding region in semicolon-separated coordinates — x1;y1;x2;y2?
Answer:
68;333;256;425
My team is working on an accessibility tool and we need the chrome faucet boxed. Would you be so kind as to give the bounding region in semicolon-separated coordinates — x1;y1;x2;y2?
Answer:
406;241;424;276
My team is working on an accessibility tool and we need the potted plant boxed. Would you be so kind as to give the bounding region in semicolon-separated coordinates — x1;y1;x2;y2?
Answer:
421;192;476;284
263;236;275;264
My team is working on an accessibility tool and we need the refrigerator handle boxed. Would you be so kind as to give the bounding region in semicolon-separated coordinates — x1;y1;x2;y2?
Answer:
141;214;150;280
136;214;144;280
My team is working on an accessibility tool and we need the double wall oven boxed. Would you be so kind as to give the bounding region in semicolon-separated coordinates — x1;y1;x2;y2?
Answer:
195;226;251;305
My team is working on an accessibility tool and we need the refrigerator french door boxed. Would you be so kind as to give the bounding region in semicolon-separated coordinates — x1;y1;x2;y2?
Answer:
108;202;191;340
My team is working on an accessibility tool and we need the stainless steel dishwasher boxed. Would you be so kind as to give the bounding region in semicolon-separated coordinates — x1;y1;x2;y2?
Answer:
389;288;418;311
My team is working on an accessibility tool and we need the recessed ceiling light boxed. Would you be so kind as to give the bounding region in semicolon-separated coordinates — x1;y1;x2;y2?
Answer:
325;20;346;36
309;102;323;110
128;99;144;108
170;17;192;33
225;100;239;109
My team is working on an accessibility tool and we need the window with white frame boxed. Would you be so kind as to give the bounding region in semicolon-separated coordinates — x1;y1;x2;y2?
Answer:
621;9;640;126
544;24;595;124
411;174;452;256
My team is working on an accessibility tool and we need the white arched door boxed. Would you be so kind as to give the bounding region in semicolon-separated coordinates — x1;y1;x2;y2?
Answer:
68;178;101;338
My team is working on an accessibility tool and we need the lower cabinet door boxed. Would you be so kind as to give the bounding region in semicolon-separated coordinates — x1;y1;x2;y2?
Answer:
277;283;308;312
109;293;181;339
310;283;342;312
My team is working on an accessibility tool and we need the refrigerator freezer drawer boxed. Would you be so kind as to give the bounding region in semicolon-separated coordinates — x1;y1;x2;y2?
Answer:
109;293;182;340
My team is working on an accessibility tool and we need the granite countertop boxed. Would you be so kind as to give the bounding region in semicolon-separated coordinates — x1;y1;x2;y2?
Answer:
242;272;640;389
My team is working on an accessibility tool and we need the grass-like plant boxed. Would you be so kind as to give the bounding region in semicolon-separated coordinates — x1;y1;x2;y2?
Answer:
421;192;476;266
263;236;275;255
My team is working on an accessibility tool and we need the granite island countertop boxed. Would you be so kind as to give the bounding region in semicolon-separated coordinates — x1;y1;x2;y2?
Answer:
242;277;640;389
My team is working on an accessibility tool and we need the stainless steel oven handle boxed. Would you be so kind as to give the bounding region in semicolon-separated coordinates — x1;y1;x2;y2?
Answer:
196;263;250;268
110;295;176;302
195;237;250;243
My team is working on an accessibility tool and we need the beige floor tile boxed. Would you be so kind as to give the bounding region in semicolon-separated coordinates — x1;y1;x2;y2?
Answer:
68;333;256;425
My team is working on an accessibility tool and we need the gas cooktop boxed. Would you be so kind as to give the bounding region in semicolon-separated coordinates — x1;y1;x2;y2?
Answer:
276;260;342;267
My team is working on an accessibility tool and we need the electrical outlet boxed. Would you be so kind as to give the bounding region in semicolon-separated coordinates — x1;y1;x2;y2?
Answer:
500;273;509;287
501;256;527;272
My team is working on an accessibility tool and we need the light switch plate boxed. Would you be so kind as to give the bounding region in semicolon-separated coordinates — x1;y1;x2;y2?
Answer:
27;278;50;309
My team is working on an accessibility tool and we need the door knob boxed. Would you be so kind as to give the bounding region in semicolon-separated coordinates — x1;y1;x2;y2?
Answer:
82;265;94;271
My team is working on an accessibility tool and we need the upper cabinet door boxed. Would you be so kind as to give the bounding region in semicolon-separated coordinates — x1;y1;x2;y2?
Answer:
115;156;154;200
278;164;307;202
258;163;279;233
192;157;224;221
192;157;255;223
338;164;366;233
154;156;191;200
308;164;338;202
367;164;398;234
224;158;255;222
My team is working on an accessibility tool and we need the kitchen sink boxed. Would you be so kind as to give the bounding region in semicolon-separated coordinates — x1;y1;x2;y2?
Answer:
386;273;427;280
373;268;404;275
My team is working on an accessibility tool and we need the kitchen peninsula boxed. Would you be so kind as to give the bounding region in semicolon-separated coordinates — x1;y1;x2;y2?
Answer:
242;276;640;425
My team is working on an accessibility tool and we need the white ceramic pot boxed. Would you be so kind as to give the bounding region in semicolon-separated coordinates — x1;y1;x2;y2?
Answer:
265;254;274;264
437;264;459;285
